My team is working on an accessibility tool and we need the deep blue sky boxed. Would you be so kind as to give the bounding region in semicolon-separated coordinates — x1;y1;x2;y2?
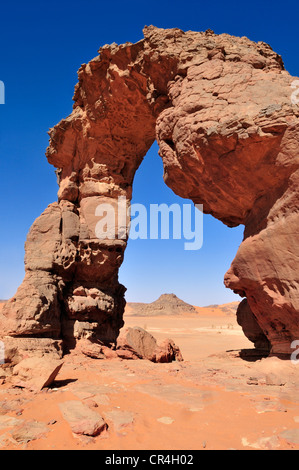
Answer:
0;0;298;305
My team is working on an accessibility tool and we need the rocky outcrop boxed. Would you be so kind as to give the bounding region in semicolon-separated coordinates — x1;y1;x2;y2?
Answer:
0;26;299;358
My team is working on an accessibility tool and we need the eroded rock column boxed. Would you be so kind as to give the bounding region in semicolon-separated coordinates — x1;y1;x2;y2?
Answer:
155;30;299;356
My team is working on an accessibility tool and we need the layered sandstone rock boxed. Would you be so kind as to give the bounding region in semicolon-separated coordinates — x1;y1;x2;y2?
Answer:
0;26;298;358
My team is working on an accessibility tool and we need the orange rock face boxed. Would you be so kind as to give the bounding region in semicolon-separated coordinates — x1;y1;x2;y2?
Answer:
1;26;299;357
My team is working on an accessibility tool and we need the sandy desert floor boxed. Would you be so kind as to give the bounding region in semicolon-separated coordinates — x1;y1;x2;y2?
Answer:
1;302;299;450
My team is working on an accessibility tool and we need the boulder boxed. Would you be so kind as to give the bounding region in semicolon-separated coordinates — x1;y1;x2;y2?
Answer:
76;339;105;359
154;338;184;363
117;327;157;361
116;327;183;363
12;358;63;391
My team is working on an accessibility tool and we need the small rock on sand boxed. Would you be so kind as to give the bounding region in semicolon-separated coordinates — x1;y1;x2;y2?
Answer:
59;400;107;437
157;417;174;425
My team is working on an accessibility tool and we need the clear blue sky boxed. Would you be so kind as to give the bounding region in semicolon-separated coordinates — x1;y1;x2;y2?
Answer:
0;0;298;306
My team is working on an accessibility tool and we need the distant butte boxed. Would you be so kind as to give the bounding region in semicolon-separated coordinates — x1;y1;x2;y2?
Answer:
127;294;197;316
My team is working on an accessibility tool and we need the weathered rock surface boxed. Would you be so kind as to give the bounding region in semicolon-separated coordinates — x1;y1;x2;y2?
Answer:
59;400;107;436
2;337;63;366
11;421;50;443
12;358;63;391
103;410;135;434
0;26;299;357
0;415;22;431
76;339;105;359
280;429;299;445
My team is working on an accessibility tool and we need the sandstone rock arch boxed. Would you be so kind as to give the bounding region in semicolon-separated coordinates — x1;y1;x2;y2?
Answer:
1;26;299;360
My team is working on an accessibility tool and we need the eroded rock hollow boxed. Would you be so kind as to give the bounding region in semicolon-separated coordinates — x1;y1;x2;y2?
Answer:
1;26;299;359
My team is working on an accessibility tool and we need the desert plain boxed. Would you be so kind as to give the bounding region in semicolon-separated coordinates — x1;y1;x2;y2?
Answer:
1;297;299;451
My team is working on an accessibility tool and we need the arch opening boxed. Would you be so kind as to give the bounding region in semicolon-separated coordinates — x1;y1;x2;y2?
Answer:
120;141;244;307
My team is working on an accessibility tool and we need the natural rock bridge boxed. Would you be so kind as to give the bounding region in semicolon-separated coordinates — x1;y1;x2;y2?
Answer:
1;26;299;361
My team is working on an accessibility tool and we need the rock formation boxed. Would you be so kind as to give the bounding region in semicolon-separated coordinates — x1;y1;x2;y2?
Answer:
0;26;299;358
116;326;183;363
127;293;196;316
